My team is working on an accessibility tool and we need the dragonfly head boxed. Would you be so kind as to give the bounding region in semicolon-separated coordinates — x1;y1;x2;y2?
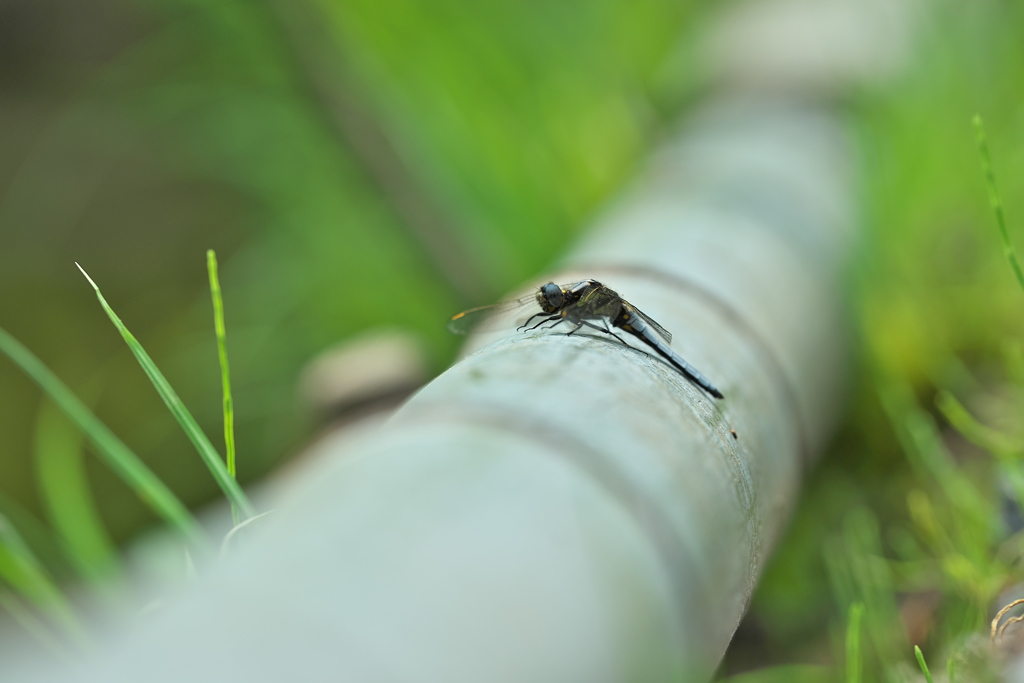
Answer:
537;282;565;313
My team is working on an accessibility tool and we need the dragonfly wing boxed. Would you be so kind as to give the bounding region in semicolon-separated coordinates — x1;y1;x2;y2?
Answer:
626;302;673;344
447;294;538;334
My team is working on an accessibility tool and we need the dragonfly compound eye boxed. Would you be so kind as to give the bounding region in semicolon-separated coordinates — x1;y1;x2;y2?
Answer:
538;283;564;312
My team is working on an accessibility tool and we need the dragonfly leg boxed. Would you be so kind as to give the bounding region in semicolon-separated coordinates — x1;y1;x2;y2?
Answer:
522;315;562;332
518;312;555;331
602;324;629;345
570;319;628;345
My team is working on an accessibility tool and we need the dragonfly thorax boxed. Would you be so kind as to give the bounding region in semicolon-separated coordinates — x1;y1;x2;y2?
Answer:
537;282;565;313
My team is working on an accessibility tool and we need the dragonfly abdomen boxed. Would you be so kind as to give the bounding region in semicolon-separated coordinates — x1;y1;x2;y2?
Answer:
616;309;725;400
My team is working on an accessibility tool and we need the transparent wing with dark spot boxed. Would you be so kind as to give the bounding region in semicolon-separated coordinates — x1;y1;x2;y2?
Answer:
622;301;673;344
447;294;540;334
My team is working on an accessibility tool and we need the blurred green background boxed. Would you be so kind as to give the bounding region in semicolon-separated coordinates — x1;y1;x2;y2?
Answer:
3;0;1024;677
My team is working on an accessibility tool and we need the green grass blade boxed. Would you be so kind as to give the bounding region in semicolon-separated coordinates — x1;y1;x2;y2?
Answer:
914;645;934;683
207;250;239;525
0;490;71;576
973;115;1024;293
76;264;256;519
832;510;907;668
935;390;1021;456
845;602;864;683
0;325;202;545
879;382;991;536
0;514;83;642
936;390;1024;507
34;400;119;584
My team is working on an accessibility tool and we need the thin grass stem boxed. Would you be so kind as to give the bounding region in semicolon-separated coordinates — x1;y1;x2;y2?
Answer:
846;602;864;683
936;390;1021;456
76;264;256;519
915;645;934;683
973;115;1024;292
207;250;239;525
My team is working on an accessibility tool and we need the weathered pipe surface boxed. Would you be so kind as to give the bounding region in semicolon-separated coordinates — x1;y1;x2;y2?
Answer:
6;97;853;683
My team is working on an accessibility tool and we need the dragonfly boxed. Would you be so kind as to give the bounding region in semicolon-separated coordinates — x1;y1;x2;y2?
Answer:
448;279;724;399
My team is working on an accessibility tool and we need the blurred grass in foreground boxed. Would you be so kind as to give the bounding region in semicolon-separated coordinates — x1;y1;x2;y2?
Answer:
723;1;1024;679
